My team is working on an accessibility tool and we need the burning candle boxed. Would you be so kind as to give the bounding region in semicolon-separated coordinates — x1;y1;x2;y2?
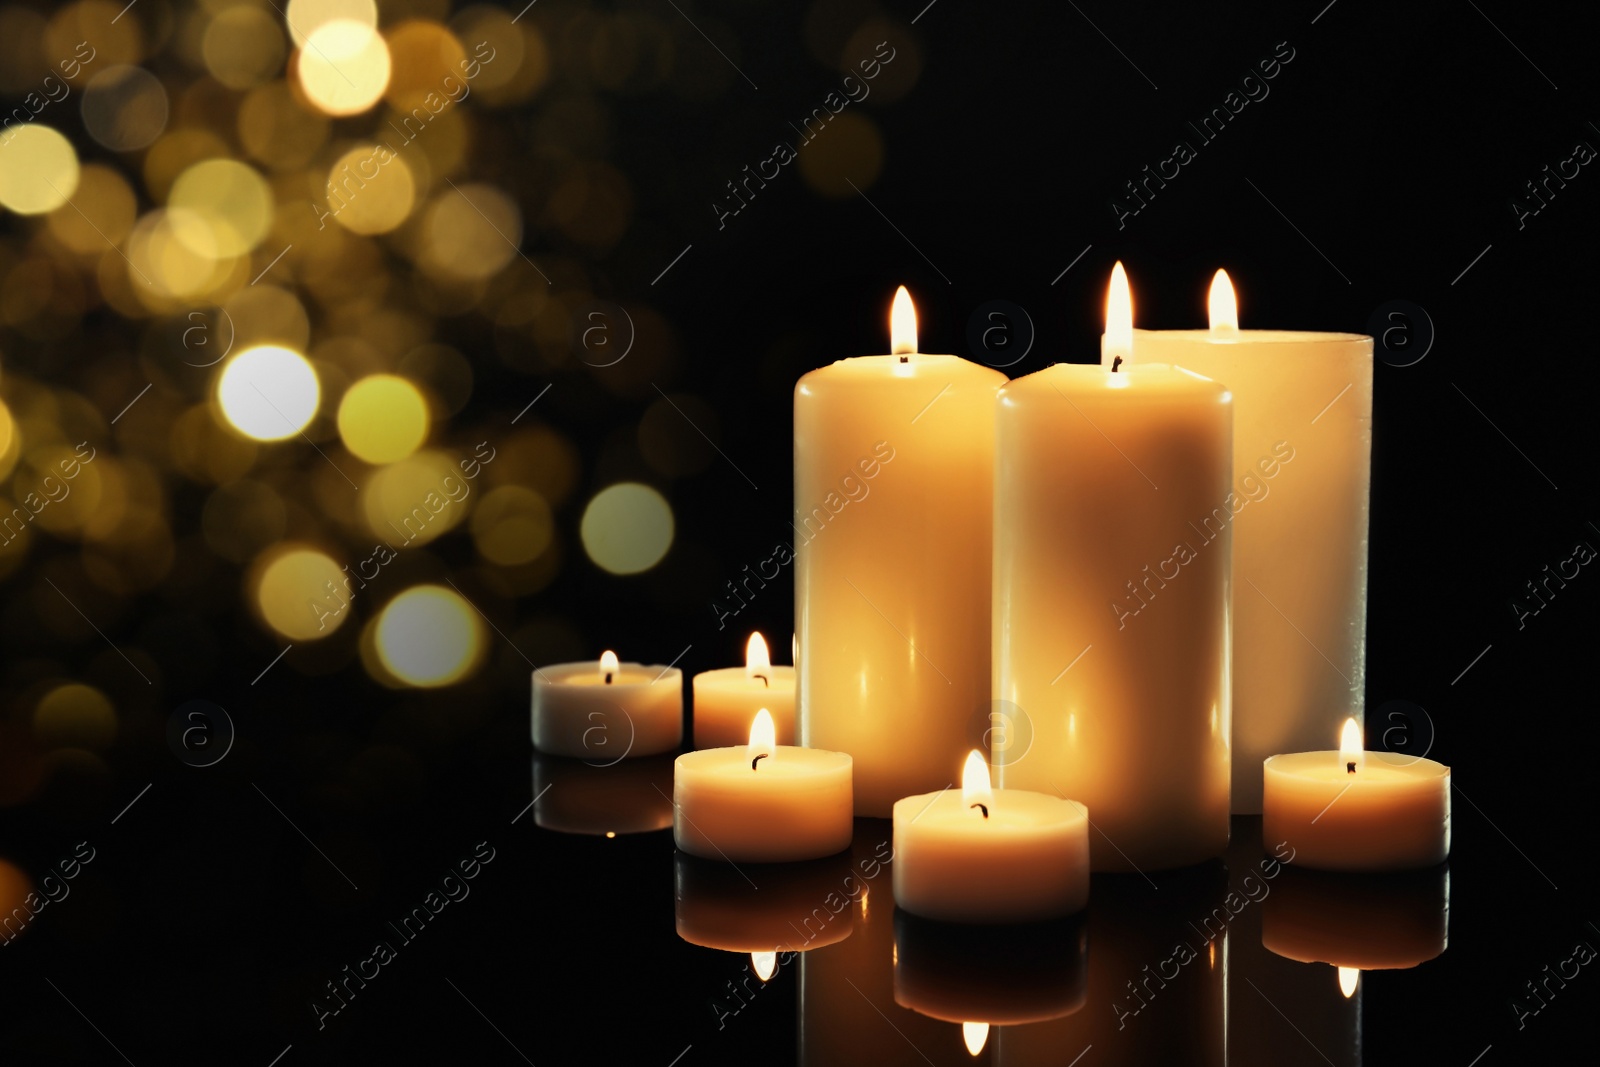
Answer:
893;752;1089;923
1263;718;1451;870
994;263;1232;871
673;709;853;862
531;650;683;760
692;632;797;749
1133;272;1374;813
796;287;1006;815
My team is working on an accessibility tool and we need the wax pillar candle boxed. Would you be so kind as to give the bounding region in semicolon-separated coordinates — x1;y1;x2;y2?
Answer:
673;710;853;862
893;752;1089;923
994;264;1231;871
692;632;796;749
1133;270;1374;812
796;287;1007;816
1263;718;1450;871
531;651;683;760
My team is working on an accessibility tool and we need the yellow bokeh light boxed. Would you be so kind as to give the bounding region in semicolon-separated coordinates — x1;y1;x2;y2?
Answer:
169;159;273;258
797;111;884;198
284;0;377;47
80;65;170;152
337;374;429;464
383;21;467;114
0;398;16;479
203;6;287;91
217;345;321;441
33;683;117;751
324;144;416;235
421;184;521;280
361;449;468;546
297;20;391;117
580;482;674;575
374;584;484;687
0;125;80;215
471;485;553;566
255;545;349;640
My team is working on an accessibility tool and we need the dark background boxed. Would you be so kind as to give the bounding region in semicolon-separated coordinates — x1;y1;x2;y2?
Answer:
2;0;1597;1063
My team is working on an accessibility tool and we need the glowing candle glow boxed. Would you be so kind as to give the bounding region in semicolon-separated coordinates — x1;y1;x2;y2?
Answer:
692;632;796;749
531;651;683;760
1263;718;1451;870
673;711;852;862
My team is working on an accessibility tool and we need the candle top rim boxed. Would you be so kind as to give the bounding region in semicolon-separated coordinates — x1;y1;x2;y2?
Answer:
893;787;1088;823
536;661;682;686
1265;749;1450;780
1130;327;1372;345
797;353;1008;383
1000;361;1229;400
675;745;852;775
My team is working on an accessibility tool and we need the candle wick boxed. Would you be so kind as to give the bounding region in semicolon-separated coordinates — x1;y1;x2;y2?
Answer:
1346;762;1356;775
753;672;769;688
751;753;769;771
899;354;909;363
604;672;613;685
970;802;988;819
1111;355;1124;373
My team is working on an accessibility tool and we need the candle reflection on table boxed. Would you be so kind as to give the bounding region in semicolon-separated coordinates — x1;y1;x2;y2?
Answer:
529;752;675;836
675;851;855;955
1263;862;1450;976
894;911;1087;1056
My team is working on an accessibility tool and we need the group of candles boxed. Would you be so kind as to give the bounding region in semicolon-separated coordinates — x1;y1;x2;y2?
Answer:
530;265;1452;928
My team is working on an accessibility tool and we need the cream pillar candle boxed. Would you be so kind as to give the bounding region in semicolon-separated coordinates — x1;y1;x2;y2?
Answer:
796;287;1007;816
531;651;682;760
1133;270;1374;813
1264;718;1450;871
692;632;797;749
673;710;853;862
994;263;1231;871
893;752;1089;923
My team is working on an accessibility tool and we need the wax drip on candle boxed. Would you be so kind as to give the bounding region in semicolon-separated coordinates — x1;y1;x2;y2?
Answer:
599;649;619;685
890;285;917;363
1340;717;1364;775
748;708;776;771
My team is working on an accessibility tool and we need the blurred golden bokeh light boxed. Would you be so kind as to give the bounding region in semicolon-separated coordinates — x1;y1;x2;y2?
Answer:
284;0;378;48
79;65;169;152
580;482;673;575
0;125;80;215
255;545;349;640
33;683;116;751
361;449;469;546
471;485;553;566
297;20;391;117
169;158;273;257
374;584;483;687
202;5;288;91
45;164;136;255
324;144;416;235
337;374;429;464
216;345;321;441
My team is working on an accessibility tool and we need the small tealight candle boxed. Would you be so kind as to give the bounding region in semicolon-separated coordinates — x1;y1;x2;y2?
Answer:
692;632;797;749
1263;718;1450;871
893;752;1089;924
531;650;683;760
673;709;853;862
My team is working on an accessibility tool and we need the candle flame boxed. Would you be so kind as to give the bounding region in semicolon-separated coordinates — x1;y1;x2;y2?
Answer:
961;750;992;817
1103;261;1133;369
748;708;776;768
1338;966;1359;998
890;285;917;356
1340;717;1364;773
1209;269;1238;332
599;649;619;683
745;632;771;680
962;1021;989;1056
753;951;777;982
